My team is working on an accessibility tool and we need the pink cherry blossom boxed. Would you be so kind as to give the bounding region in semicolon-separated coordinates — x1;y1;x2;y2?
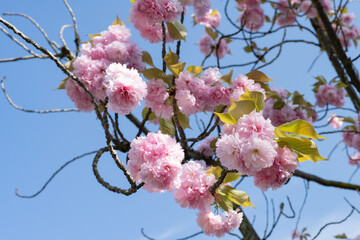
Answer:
65;78;94;112
196;9;221;28
193;0;212;18
241;6;265;31
349;153;360;166
145;79;173;119
254;146;298;191
105;63;147;115
128;131;184;192
329;115;344;129
197;209;243;237
173;160;216;210
315;84;346;108
236;110;275;141
300;1;317;19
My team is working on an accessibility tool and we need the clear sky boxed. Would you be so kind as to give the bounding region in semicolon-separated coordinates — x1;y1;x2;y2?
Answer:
1;1;360;240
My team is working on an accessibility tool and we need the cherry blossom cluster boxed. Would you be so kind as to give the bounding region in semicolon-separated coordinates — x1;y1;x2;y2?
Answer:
194;9;221;29
342;116;360;165
198;35;230;59
315;84;346;108
175;68;263;116
127;133;243;236
263;87;317;127
217;110;299;190
275;0;332;26
237;0;265;31
65;24;146;113
334;13;360;47
129;0;180;43
129;0;213;43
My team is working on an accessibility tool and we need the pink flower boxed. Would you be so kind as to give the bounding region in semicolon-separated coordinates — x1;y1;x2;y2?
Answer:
72;55;110;100
342;131;356;147
213;38;229;59
198;35;213;56
128;131;184;192
230;74;264;101
105;63;147;115
240;136;277;172
130;0;181;25
65;78;94;112
193;0;212;18
241;6;265;31
329;115;344;129
197;136;216;157
197;209;243;237
254;146;298;191
175;89;198;115
349;153;360;166
145;79;173;119
196;9;221;28
341;13;355;27
236;110;275;141
315;84;346;108
173;161;216;210
200;67;222;85
300;1;317;19
216;133;243;171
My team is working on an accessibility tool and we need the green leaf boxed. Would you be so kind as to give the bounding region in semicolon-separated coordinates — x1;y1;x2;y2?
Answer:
265;15;271;22
159;118;175;137
54;77;68;90
164;48;179;66
112;14;125;26
141;68;170;83
277;119;327;140
244;46;252;53
277;134;327;162
217;195;233;211
246;70;274;83
221;69;233;85
334;234;348;239
142;51;155;67
168;62;186;77
142;107;156;121
228;99;256;120
205;27;218;40
176;110;191;129
187;65;203;76
214;112;237;125
238;88;265;111
343;116;355;124
217;185;255;208
166;20;187;40
336;82;348;88
207;166;222;179
223;172;242;184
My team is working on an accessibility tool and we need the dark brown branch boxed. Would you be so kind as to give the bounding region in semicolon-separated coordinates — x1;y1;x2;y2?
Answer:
310;18;360;111
293;170;360;191
126;113;149;135
311;0;360;93
92;147;143;196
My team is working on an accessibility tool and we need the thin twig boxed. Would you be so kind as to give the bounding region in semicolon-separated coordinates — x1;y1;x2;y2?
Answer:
15;149;99;198
1;76;78;113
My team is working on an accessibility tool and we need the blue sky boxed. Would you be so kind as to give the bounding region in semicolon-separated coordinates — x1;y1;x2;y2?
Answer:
1;0;360;240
